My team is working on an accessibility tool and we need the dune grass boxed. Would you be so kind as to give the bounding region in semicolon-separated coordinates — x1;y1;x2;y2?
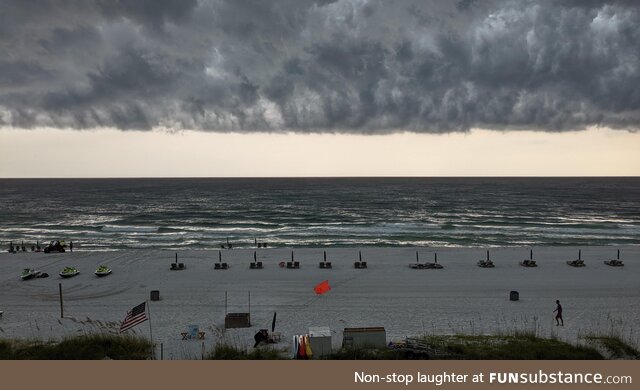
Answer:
420;332;603;359
3;332;633;360
0;334;152;360
583;335;640;359
329;346;406;360
207;343;287;360
328;332;604;360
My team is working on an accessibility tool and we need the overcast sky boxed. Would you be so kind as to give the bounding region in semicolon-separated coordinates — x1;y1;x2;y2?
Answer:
1;0;639;177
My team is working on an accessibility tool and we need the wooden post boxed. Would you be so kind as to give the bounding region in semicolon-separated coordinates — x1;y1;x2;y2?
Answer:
160;343;164;360
254;251;257;263
147;300;154;359
416;251;419;263
219;251;222;263
359;251;362;261
225;291;227;315
323;251;326;262
59;283;64;318
175;252;177;264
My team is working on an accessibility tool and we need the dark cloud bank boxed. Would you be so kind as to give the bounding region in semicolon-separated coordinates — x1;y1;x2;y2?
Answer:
1;0;639;133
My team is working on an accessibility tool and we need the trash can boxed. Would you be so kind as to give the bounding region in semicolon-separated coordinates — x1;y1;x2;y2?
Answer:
510;291;519;301
150;290;160;301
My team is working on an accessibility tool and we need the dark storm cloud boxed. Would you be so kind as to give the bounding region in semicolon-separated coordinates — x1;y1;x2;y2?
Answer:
0;0;639;132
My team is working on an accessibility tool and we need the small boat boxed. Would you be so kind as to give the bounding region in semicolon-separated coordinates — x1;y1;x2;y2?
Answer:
604;249;624;267
567;250;586;267
477;250;495;268
520;249;537;267
59;266;80;278
21;268;40;280
94;265;112;277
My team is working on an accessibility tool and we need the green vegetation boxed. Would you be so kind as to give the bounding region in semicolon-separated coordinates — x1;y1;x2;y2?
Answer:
3;332;636;360
207;343;287;360
0;334;152;360
583;335;640;359
328;332;605;360
420;333;603;359
329;346;405;360
207;333;610;359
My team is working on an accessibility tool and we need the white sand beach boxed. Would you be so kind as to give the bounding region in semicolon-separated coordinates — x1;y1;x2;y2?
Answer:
1;246;638;359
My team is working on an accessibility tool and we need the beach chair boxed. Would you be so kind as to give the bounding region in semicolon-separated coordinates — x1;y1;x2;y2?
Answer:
250;252;263;269
354;252;367;268
319;252;332;268
215;251;228;270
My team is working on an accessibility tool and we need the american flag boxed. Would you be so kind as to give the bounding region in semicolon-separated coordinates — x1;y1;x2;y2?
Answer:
119;302;148;332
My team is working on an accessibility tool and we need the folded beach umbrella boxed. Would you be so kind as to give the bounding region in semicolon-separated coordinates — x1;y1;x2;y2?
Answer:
314;280;331;295
272;312;277;333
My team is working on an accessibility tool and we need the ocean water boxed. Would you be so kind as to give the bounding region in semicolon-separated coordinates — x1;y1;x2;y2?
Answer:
0;177;639;251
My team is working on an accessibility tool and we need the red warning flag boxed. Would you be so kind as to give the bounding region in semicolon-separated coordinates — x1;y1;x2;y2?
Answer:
314;280;331;295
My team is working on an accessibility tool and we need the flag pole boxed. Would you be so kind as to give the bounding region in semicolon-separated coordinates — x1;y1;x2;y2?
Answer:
146;300;154;359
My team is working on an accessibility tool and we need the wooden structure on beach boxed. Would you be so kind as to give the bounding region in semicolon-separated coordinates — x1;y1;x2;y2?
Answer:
342;327;386;348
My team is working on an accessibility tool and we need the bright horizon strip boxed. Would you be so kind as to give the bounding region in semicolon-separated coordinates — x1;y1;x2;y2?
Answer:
0;127;639;178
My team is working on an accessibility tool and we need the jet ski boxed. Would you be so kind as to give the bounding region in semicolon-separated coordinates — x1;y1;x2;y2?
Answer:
21;268;40;280
60;266;80;278
94;265;112;277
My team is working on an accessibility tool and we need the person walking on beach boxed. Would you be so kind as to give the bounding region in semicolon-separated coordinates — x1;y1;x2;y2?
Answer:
554;300;563;326
70;241;73;252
